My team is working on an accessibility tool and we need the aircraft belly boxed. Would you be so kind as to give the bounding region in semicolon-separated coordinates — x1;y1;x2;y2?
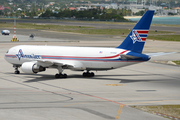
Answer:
82;61;127;70
82;61;141;70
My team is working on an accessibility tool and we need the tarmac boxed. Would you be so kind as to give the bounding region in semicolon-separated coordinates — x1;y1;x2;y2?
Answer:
0;33;180;120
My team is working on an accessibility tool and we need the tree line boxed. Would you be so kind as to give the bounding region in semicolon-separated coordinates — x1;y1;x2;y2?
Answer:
40;8;130;21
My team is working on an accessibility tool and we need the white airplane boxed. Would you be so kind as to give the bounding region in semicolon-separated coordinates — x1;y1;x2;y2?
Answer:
5;10;158;78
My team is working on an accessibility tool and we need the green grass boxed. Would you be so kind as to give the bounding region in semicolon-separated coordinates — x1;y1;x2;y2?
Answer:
62;29;172;35
2;18;180;27
0;18;136;25
0;22;91;29
1;21;179;42
132;105;180;119
62;29;131;35
173;61;180;65
147;35;180;41
151;23;180;27
148;30;174;35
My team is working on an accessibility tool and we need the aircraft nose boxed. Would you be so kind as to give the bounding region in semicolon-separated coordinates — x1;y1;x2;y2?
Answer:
4;49;11;61
4;54;8;61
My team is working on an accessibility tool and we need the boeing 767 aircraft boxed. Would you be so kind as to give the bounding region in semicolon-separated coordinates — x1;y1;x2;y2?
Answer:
5;10;156;78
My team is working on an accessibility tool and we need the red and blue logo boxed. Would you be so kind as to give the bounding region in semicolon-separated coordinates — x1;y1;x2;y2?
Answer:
130;30;149;44
16;49;41;60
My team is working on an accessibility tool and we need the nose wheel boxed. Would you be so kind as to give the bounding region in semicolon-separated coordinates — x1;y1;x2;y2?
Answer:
15;70;20;74
83;71;94;77
13;65;20;74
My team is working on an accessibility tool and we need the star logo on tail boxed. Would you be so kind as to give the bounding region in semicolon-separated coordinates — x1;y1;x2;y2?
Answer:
130;30;148;44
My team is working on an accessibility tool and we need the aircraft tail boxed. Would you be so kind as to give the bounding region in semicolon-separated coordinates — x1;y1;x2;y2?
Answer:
117;10;154;53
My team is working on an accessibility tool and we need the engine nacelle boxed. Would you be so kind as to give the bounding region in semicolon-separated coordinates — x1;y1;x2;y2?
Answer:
21;62;46;73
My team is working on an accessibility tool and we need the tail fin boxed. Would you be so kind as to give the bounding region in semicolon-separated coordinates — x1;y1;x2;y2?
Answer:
117;10;154;53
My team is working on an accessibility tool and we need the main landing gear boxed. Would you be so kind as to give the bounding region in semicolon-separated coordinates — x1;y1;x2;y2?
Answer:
55;73;67;78
83;71;95;77
55;66;67;78
55;66;95;78
13;65;20;74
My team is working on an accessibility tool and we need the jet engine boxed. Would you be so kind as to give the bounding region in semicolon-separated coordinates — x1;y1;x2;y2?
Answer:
21;62;46;73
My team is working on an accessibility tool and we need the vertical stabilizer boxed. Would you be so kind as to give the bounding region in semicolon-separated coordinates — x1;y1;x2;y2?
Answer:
117;10;154;53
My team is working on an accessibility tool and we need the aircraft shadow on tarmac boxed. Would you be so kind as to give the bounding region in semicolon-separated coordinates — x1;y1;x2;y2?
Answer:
8;73;161;83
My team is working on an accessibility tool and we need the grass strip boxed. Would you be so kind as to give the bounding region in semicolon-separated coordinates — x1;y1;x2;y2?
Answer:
132;105;180;119
0;22;91;29
62;29;131;35
173;60;180;65
1;22;178;42
147;35;180;41
2;18;180;27
61;29;172;35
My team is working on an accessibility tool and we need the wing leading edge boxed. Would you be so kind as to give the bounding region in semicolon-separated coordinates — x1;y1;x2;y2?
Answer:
37;59;86;70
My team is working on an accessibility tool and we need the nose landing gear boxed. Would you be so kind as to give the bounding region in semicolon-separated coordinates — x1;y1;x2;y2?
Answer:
13;65;20;74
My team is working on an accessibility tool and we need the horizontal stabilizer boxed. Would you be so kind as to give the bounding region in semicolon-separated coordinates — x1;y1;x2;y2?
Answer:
120;54;141;60
145;52;176;57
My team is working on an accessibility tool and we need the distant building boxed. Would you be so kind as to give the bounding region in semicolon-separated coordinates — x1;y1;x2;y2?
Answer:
17;8;22;11
9;3;13;5
49;2;55;6
69;7;76;10
77;6;88;11
5;7;11;9
162;9;178;15
45;5;50;8
0;5;11;10
0;5;4;10
173;7;180;14
52;10;58;14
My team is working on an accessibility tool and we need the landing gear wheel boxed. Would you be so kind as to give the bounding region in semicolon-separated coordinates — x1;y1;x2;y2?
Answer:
90;72;94;77
14;71;20;74
63;74;67;78
83;72;87;77
13;65;20;74
55;74;60;78
83;72;95;77
55;73;67;78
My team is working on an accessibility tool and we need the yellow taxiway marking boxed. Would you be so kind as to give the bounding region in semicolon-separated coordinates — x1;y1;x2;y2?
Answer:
116;105;123;119
104;84;125;86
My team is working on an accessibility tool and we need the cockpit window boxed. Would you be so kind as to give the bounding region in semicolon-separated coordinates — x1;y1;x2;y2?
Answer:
6;51;9;53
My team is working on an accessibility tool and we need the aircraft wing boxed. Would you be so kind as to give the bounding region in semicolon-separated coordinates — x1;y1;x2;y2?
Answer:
37;59;86;70
145;52;176;57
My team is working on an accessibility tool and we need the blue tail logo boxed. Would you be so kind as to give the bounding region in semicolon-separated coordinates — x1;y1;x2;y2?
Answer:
130;29;149;44
117;10;154;53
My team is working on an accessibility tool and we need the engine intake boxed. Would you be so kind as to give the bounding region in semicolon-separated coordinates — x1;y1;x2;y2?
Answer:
21;62;46;73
